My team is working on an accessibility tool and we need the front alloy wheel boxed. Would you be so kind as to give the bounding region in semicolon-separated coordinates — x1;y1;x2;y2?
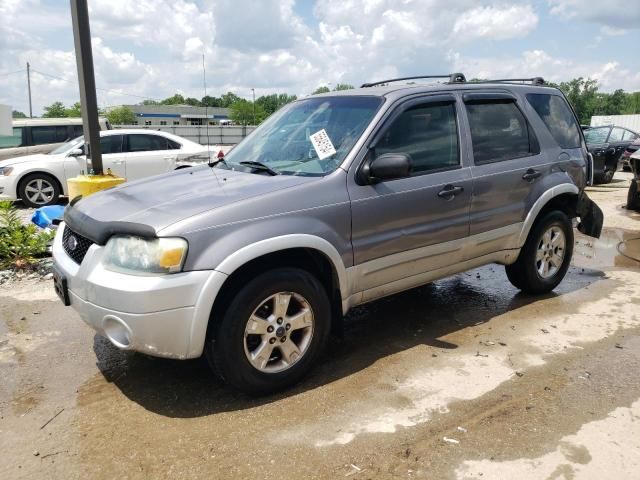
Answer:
244;292;314;373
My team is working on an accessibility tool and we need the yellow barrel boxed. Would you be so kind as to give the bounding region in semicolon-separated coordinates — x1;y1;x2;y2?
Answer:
67;174;126;201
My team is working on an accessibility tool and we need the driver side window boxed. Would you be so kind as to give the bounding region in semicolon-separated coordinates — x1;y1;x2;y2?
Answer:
376;102;459;175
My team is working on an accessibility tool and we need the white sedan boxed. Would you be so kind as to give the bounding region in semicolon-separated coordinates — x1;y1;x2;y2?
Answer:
0;129;209;207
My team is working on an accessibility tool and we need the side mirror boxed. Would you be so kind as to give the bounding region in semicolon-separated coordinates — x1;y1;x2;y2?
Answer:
68;148;83;157
363;152;411;183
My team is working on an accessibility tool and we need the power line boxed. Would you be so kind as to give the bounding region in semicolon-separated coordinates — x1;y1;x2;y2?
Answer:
30;67;160;102
0;68;26;78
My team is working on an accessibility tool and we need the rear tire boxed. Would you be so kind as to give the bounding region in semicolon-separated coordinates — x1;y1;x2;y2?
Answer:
506;210;574;294
18;173;61;208
206;268;331;395
628;180;640;211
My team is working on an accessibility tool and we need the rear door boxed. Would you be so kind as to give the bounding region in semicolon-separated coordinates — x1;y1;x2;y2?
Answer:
124;133;179;180
463;92;546;252
348;94;472;293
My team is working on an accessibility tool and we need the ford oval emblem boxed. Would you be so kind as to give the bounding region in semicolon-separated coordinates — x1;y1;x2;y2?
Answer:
67;235;78;251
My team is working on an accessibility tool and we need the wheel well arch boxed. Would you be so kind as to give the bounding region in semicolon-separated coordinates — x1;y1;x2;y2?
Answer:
518;185;579;247
16;170;64;198
207;247;343;340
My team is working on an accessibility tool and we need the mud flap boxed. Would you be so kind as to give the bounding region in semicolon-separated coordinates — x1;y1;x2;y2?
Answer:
576;192;603;238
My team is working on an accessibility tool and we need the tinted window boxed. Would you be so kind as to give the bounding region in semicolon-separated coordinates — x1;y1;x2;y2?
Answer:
584;127;609;144
100;135;123;154
465;101;535;164
167;139;181;150
127;134;169;152
31;126;58;145
376;102;459;174
526;94;581;149
0;127;24;149
609;127;625;142
73;125;84;137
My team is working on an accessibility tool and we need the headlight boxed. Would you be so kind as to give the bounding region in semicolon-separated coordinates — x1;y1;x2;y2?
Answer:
102;235;188;275
0;166;14;176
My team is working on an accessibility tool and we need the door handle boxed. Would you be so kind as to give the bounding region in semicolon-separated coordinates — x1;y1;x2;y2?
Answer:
522;169;541;181
437;185;464;199
112;159;125;165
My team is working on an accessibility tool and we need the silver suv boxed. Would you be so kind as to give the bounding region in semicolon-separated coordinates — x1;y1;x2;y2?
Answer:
52;74;603;395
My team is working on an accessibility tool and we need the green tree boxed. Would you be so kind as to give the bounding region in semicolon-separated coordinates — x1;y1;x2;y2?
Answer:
201;95;221;107
230;99;267;125
184;97;201;106
160;94;186;105
42;101;68;118
12;110;26;118
220;92;242;108
106;106;136;125
312;86;330;95
255;93;297;115
556;78;599;124
334;83;354;91
65;102;82;117
622;92;640;114
140;99;159;105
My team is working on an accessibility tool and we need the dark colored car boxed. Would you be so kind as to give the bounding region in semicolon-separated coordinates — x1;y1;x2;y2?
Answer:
628;151;640;210
584;125;639;183
620;138;640;171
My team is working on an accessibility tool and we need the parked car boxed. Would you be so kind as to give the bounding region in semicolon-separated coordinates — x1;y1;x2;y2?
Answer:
52;75;603;395
627;149;640;210
620;138;640;171
0;129;208;207
584;125;639;183
0;117;111;162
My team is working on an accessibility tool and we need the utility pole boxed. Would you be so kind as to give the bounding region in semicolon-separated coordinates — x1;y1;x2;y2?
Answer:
70;0;103;175
251;88;255;125
26;62;32;118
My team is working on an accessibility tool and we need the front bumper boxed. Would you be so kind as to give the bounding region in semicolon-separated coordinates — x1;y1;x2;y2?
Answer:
52;224;228;359
0;175;18;201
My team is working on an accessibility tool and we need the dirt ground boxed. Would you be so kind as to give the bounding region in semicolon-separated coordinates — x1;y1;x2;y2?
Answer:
1;174;639;480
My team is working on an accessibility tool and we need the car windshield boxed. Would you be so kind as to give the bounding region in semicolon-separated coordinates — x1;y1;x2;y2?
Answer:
584;127;609;144
222;96;383;176
49;135;84;155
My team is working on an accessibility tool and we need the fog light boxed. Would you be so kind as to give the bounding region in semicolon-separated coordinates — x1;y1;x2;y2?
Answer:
103;315;132;349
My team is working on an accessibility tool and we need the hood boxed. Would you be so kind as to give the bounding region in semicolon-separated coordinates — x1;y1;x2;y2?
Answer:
0;153;52;167
70;165;315;234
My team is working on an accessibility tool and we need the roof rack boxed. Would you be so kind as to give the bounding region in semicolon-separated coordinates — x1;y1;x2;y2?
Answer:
361;73;466;88
468;77;545;86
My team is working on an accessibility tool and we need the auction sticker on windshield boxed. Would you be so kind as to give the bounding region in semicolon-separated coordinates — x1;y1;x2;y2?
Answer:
310;129;337;160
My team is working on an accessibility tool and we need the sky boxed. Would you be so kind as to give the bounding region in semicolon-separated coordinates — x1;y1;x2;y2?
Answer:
1;0;639;116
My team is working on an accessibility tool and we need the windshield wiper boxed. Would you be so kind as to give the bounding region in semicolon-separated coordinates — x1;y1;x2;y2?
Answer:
239;161;280;176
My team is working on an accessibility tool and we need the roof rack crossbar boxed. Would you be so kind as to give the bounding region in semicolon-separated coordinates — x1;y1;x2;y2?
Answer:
469;77;545;86
361;73;466;88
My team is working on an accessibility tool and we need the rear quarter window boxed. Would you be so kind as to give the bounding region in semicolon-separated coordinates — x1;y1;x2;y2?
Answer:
526;94;581;149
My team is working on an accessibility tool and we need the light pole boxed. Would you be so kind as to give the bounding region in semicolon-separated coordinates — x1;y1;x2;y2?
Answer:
251;88;255;125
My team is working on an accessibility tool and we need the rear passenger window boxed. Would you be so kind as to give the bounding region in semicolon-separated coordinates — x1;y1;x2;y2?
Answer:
127;134;169;152
376;102;459;174
608;128;625;142
526;94;581;149
167;139;181;150
465;101;537;164
0;127;24;148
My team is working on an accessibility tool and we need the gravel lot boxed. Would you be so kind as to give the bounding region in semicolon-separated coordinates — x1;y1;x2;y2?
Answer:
1;174;639;479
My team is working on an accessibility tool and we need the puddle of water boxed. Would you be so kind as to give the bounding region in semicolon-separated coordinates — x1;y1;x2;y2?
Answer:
455;398;640;479
573;228;640;269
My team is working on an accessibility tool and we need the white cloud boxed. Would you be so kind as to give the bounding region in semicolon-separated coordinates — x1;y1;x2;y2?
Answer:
453;4;539;41
549;0;640;29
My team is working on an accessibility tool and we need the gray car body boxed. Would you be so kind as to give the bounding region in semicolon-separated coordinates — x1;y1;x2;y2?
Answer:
58;82;599;357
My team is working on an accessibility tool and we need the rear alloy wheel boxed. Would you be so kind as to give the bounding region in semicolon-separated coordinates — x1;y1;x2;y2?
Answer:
18;173;60;207
506;210;574;294
207;268;331;395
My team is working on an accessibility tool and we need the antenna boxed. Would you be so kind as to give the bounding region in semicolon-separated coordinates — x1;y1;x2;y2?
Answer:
202;53;212;166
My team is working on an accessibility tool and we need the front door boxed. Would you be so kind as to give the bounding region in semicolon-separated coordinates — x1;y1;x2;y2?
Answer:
64;134;126;179
348;95;472;293
124;133;176;181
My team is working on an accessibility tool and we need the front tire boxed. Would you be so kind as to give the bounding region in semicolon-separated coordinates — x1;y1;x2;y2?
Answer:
207;268;331;395
506;210;574;294
18;173;61;207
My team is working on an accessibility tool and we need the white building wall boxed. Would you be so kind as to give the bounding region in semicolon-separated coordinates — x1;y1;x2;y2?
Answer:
591;114;640;132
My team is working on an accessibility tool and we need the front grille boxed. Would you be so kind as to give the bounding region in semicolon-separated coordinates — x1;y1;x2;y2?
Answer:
62;225;94;265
